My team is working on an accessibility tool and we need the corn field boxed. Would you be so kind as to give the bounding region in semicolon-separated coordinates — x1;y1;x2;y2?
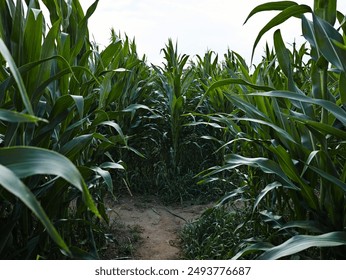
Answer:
0;0;346;259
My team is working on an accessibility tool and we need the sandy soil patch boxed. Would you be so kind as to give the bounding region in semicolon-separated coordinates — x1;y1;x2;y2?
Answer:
105;195;213;259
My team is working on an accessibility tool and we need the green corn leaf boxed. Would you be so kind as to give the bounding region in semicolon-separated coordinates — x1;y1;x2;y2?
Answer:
301;150;320;177
248;91;346;125
122;103;156;114
244;1;298;24
250;5;312;61
98;73;112;109
314;0;336;25
273;29;291;77
0;39;34;116
266;145;319;210
41;0;61;24
312;14;346;71
196;78;275;109
232;242;274;260
23;8;43;65
258;231;346;259
302;16;317;51
98;121;126;143
260;210;284;229
214;138;259;154
33;65;90;99
92;132;114;145
0;55;80;99
336;11;346;36
279;220;326;233
125;146;146;158
41;19;61;59
99;161;125;170
226;95;270;121
0;146;100;218
59;134;93;160
233;117;297;144
293;118;346;139
49;94;83;120
339;72;346;107
0;109;47;123
71;95;84;119
308;165;346;192
121;103;158;121
90;166;113;193
267;144;305;183
185;121;224;129
70;0;99;59
34;19;61;95
254;182;283;211
0;146;84;188
173;95;184;115
0;164;71;256
10;0;24;64
0;0;12;47
206;154;300;190
57;32;71;95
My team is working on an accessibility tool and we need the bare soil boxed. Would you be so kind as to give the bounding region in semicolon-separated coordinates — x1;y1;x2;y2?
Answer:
104;195;213;260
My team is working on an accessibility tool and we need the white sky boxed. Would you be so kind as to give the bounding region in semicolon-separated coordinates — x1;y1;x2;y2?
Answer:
81;0;346;65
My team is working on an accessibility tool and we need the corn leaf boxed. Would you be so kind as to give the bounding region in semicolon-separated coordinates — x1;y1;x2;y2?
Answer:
250;5;312;60
0;146;100;218
0;164;71;256
0;39;34;115
244;1;298;24
0;109;47;123
339;72;346;106
248;91;346;125
208;154;301;190
258;231;346;259
90;166;113;193
312;14;346;71
196;78;275;108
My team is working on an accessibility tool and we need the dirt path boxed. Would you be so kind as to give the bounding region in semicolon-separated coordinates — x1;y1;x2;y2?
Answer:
106;196;213;260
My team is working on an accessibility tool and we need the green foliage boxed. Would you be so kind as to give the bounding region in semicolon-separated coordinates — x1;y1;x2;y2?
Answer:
181;201;262;260
1;0;345;260
190;0;346;260
0;0;145;259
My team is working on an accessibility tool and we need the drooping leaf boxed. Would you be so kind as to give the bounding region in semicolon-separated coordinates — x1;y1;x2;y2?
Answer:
293;118;346;139
248;91;346;125
59;134;93;160
248;4;312;60
254;182;282;211
0;39;34;115
244;1;299;24
308;165;346;192
90;166;113;193
0;164;71;256
0;146;100;218
258;231;346;259
196;78;275;109
0;109;47;123
205;154;300;191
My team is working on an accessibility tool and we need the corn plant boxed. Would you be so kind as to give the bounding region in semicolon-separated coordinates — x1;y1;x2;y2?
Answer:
0;0;135;259
195;0;346;259
150;39;196;174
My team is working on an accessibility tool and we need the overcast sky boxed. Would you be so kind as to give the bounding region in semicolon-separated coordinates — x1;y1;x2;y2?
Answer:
81;0;346;65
